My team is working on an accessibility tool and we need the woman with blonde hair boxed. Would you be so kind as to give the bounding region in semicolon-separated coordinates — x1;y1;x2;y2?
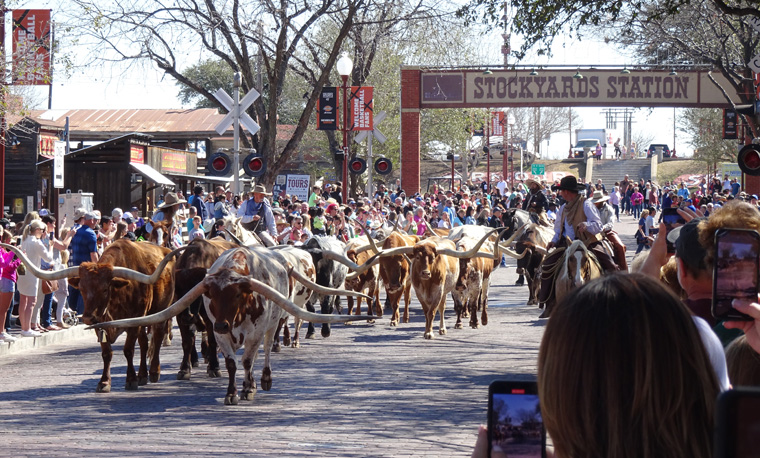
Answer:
538;274;719;458
17;219;54;337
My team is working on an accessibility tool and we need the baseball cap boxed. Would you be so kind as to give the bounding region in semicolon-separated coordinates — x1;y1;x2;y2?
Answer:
39;208;50;217
123;216;134;225
73;207;87;220
668;217;708;272
84;211;99;221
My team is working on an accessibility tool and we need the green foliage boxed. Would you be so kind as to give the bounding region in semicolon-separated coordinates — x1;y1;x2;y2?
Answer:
177;59;234;108
682;108;737;168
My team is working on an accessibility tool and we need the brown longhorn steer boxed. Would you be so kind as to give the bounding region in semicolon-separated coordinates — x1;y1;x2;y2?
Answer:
344;238;382;319
453;238;496;329
377;231;416;326
88;246;373;405
2;240;184;393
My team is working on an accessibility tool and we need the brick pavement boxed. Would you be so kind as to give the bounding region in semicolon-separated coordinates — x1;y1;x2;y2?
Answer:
0;215;640;457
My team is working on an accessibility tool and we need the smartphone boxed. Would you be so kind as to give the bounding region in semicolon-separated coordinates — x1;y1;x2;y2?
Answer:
488;380;545;458
662;207;685;253
712;228;759;321
714;387;760;458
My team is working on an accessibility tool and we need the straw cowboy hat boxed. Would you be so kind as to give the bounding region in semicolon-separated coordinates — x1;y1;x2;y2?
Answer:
524;177;543;189
589;190;610;204
158;192;187;209
252;184;272;196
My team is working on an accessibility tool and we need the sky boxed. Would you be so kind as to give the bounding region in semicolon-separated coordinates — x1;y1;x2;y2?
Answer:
8;2;689;161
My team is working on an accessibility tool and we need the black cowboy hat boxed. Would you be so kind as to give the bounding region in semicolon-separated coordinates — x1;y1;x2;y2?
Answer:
551;175;586;192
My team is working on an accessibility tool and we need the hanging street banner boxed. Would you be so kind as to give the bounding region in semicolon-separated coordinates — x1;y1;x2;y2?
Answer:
723;109;738;140
491;111;505;136
418;70;740;109
317;87;339;130
12;9;52;85
349;86;373;131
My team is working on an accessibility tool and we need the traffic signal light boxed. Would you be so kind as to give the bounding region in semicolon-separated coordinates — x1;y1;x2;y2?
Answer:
738;144;760;176
374;157;392;175
207;151;232;176
348;157;367;175
243;153;266;177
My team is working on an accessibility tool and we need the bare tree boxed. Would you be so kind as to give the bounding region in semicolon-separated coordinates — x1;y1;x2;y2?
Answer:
65;0;363;188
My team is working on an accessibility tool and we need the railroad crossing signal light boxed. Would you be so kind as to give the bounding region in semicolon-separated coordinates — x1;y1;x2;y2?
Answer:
349;157;367;175
738;144;760;176
207;151;232;176
374;157;392;175
243;153;266;177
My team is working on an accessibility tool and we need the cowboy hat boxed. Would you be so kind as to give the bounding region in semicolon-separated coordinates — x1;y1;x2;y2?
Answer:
524;177;543;189
158;192;187;209
589;190;610;204
551;175;586;192
252;184;272;196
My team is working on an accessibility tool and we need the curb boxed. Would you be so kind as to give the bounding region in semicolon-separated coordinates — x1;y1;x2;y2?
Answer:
0;324;94;357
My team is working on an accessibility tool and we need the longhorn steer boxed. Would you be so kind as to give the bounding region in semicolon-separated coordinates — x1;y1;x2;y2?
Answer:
2;240;183;392
377;232;416;326
452;238;497;329
344;238;382;318
173;238;239;380
513;223;553;307
298;236;349;339
88;246;373;405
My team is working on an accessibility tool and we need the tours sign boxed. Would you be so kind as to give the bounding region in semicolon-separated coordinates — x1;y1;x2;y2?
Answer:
419;70;739;109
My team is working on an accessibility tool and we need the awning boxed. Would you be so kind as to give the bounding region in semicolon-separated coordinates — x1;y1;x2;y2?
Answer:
164;171;251;185
130;162;176;187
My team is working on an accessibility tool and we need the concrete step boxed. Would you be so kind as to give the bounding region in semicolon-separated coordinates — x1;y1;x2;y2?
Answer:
590;159;651;186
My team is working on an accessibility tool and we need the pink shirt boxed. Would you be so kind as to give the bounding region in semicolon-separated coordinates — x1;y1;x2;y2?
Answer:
0;249;21;282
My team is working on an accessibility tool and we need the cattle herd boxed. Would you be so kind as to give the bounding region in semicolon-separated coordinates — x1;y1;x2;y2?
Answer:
0;216;561;406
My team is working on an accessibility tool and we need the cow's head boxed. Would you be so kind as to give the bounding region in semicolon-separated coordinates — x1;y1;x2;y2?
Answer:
204;269;265;335
413;243;437;280
71;263;131;325
455;257;472;291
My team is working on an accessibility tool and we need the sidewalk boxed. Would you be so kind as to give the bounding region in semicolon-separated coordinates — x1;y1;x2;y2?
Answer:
0;323;94;357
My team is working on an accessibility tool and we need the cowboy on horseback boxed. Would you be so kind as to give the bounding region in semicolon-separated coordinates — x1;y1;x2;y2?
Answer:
522;177;551;227
237;184;278;246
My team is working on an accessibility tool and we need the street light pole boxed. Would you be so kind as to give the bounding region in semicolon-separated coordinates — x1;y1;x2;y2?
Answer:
336;54;353;204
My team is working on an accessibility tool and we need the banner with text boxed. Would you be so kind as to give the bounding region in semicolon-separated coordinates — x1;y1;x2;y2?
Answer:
317;87;338;130
491;111;504;136
349;86;373;131
12;9;52;85
286;174;310;201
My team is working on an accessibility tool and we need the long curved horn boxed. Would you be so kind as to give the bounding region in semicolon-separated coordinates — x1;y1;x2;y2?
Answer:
221;228;244;246
111;246;187;284
322;250;362;271
502;223;528;247
288;267;371;300
0;243;79;280
353;244;376;256
247;276;375;323
436;228;504;259
364;230;380;254
534;246;549;256
497;243;528;259
88;281;208;329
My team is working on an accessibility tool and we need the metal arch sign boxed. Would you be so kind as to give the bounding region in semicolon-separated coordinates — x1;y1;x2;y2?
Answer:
418;69;741;109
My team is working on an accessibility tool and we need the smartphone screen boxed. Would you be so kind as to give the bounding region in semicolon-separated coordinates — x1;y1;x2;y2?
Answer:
712;228;759;321
488;380;545;458
714;387;760;458
662;208;684;253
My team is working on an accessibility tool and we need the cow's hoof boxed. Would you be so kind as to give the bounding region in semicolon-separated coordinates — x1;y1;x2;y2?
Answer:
539;310;551;319
439;328;447;335
403;317;410;324
305;331;315;339
138;376;149;386
177;370;191;381
291;342;300;348
125;381;139;391
207;368;221;378
390;320;398;327
272;342;281;353
424;332;433;340
149;373;160;384
454;322;463;329
538;303;545;309
470;323;480;329
481;317;488;326
261;378;272;391
224;394;239;405
283;336;291;347
240;389;256;401
366;319;375;324
192;360;199;368
96;382;111;393
321;329;331;338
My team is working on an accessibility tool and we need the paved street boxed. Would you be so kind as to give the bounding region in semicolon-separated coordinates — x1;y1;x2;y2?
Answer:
0;214;640;457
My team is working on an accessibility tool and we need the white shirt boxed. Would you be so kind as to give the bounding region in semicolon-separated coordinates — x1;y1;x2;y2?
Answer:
496;180;508;196
551;199;603;244
693;317;730;391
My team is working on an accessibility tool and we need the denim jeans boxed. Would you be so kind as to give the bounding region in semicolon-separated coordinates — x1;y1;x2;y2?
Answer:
633;203;642;219
39;292;54;327
612;204;619;221
68;284;84;315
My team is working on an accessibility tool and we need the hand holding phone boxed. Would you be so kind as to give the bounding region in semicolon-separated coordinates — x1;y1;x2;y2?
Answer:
488;380;545;458
713;228;759;321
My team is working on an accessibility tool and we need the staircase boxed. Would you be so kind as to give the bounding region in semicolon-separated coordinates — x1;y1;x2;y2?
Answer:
587;159;651;187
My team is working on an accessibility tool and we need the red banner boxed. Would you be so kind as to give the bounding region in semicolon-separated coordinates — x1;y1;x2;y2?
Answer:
491;111;505;136
349;86;373;131
12;9;52;85
130;146;145;164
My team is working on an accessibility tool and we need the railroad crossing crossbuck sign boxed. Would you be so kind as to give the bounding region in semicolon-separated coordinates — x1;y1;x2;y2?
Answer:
213;88;260;136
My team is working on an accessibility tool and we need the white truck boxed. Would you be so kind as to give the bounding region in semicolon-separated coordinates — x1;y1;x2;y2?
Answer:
572;128;612;158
